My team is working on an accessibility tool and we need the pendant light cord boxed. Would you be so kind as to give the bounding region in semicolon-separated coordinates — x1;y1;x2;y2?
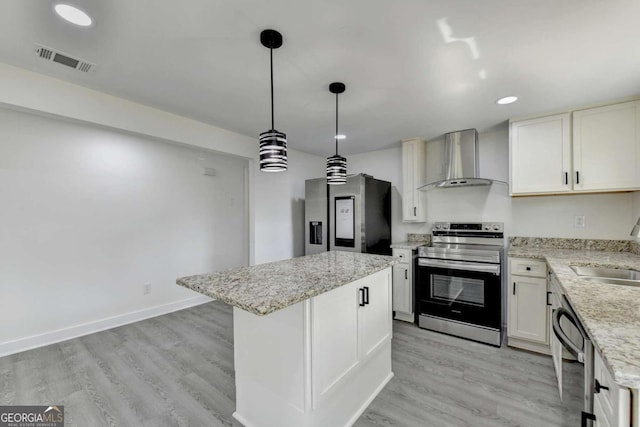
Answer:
335;93;339;155
270;48;274;130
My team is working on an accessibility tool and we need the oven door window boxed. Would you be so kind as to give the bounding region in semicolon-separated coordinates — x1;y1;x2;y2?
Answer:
417;265;501;329
431;274;485;307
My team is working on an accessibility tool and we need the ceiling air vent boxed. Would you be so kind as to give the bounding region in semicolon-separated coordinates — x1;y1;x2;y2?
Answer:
34;44;96;73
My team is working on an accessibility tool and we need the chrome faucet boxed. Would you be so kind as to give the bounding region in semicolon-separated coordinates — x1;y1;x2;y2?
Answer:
631;217;640;237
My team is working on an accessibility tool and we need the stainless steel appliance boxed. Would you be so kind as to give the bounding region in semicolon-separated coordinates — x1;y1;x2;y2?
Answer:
416;222;504;346
304;174;391;256
551;271;595;427
418;128;506;189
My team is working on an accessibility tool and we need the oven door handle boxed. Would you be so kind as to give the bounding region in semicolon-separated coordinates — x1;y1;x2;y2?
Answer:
417;258;500;275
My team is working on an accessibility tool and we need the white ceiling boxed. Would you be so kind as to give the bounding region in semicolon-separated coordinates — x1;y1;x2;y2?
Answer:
0;0;639;156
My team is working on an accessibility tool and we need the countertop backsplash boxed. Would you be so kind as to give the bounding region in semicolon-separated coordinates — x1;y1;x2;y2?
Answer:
509;236;632;252
407;233;430;243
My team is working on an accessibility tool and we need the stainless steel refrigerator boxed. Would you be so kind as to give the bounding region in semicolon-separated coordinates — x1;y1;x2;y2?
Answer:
305;174;391;256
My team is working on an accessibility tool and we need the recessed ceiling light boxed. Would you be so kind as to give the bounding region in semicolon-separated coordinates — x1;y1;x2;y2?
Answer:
496;96;518;105
335;134;346;140
54;4;93;27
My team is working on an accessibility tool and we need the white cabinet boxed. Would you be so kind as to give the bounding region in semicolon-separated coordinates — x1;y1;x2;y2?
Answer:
593;349;631;427
507;258;550;349
233;267;393;427
359;271;393;358
401;138;427;222
312;268;392;406
548;287;563;398
510;113;572;195
573;100;640;192
392;248;414;322
311;279;361;403
509;100;640;196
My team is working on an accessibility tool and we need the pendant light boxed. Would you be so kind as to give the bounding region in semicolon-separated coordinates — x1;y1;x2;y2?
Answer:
259;29;287;172
327;82;347;184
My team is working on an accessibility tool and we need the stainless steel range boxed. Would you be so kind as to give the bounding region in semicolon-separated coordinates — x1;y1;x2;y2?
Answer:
416;222;504;346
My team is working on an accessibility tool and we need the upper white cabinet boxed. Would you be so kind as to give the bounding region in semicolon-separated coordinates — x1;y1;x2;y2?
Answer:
401;138;427;222
510;113;571;195
510;99;640;196
573;100;640;192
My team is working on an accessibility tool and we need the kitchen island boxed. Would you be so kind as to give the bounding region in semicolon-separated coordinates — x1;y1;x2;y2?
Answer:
177;251;396;427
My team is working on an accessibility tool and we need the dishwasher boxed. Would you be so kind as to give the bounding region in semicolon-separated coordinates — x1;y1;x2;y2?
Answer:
550;271;596;427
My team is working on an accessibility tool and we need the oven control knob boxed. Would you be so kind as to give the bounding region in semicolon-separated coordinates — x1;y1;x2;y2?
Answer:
442;224;448;229
493;224;500;231
435;224;442;230
484;224;491;230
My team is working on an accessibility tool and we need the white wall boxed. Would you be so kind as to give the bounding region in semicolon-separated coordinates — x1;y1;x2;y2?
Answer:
0;62;326;266
0;63;325;355
253;149;325;264
0;107;248;349
348;127;636;241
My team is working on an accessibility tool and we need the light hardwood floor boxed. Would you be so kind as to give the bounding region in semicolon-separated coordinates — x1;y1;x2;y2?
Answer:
0;301;583;426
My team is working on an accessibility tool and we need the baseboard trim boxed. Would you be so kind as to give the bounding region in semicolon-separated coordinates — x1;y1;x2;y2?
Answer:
0;295;213;358
345;372;394;427
393;311;414;323
507;336;551;356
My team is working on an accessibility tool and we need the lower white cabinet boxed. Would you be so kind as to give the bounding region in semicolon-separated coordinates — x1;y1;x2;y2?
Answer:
233;268;393;427
593;350;631;427
392;248;414;322
507;258;550;351
311;278;360;403
548;287;564;398
311;268;392;407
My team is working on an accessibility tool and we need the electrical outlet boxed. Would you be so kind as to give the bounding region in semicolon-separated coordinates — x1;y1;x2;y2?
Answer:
574;215;586;228
143;283;151;295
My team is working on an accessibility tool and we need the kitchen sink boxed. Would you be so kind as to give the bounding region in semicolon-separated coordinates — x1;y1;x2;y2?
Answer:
570;265;640;287
581;277;640;288
570;265;640;280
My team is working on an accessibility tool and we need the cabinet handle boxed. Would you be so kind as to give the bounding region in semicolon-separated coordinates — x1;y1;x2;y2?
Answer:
546;291;552;306
405;270;408;280
359;288;365;307
363;286;370;305
595;379;609;393
576;171;580;184
512;282;516;295
564;172;568;185
526;266;531;271
414;206;417;216
580;411;596;427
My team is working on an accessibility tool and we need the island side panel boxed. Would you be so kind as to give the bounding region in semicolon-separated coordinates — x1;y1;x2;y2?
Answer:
233;301;310;427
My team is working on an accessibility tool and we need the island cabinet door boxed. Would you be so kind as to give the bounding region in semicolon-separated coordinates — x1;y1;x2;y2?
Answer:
311;279;361;408
359;268;392;359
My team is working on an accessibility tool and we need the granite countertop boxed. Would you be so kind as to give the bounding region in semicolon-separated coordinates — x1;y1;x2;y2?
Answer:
390;241;426;250
509;246;640;389
176;251;396;316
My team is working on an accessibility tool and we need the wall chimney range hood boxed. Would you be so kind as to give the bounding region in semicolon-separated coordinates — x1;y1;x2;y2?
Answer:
419;128;504;189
